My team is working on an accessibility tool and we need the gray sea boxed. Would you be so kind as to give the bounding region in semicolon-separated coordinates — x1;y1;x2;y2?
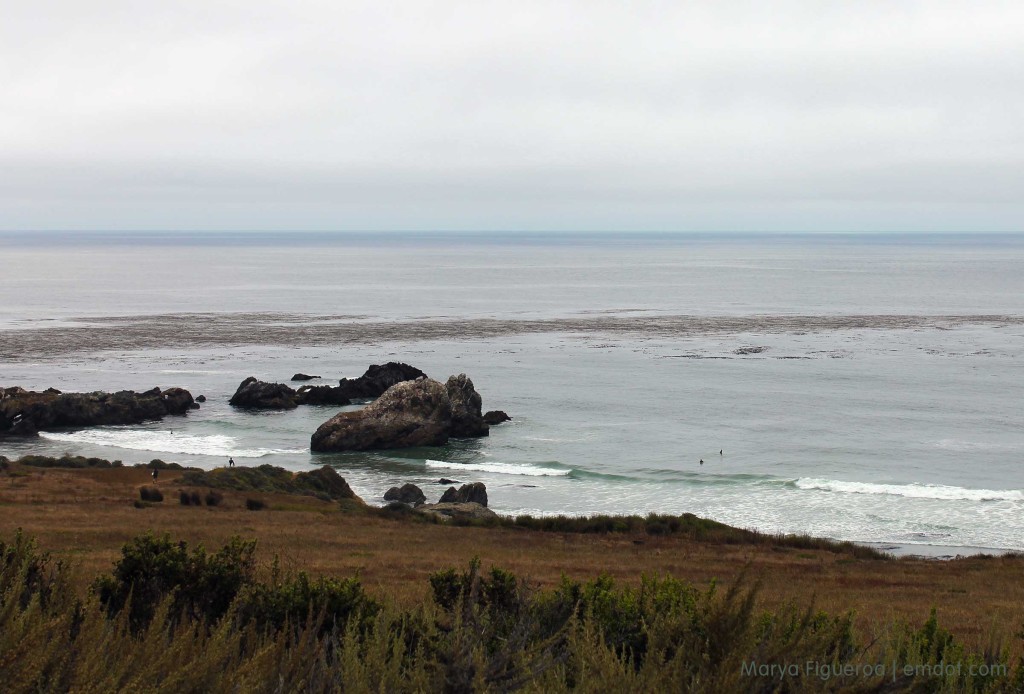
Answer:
1;231;1022;555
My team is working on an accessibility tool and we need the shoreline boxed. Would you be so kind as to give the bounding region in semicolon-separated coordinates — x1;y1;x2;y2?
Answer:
861;541;1022;559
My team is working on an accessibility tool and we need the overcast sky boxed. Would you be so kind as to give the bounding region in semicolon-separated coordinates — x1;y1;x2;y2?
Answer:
1;1;1022;232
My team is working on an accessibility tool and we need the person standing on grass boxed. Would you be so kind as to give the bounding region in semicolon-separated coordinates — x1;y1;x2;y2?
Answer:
151;468;159;481
228;457;235;468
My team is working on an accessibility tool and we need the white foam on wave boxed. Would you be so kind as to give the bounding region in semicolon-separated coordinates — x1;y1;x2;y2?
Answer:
426;459;571;477
795;477;1023;502
933;438;1005;452
40;429;305;459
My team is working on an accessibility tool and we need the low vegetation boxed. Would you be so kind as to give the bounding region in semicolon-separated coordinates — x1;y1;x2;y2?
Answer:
179;464;359;502
1;531;1020;692
1;453;124;469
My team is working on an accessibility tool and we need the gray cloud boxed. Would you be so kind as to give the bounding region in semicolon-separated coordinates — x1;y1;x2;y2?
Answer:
1;1;1022;231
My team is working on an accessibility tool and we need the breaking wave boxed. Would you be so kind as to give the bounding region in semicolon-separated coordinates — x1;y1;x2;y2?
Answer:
793;478;1023;502
40;429;306;459
426;459;572;477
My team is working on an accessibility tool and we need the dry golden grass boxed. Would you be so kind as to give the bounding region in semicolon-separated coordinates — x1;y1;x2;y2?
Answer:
1;464;1022;655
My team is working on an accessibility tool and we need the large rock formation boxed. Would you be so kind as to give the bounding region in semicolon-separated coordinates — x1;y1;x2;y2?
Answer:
310;374;490;452
0;385;196;437
446;374;488;437
439;482;488;506
311;378;453;451
228;378;298;409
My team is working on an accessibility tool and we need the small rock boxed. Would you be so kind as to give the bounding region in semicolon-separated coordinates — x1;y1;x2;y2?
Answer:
229;377;298;409
437;478;460;485
291;373;321;381
438;482;488;507
483;410;511;425
383;483;426;506
195;395;207;403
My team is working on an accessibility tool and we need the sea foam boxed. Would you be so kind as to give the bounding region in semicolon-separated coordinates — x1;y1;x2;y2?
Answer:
426;459;571;477
794;478;1023;502
40;429;305;459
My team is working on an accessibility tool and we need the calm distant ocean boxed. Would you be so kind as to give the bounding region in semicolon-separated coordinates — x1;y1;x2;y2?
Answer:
2;231;1022;555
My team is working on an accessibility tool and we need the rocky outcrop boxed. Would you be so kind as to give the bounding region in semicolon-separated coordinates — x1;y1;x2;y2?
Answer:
228;378;298;409
229;363;426;411
0;385;196;437
294;466;361;501
383;483;427;506
439;482;488;506
310;374;491;452
337;362;427;400
311;378;452;451
446;374;488;437
483;410;511;425
415;502;497;522
295;385;352;406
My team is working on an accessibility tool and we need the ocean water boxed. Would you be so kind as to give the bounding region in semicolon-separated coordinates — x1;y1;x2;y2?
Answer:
1;231;1022;554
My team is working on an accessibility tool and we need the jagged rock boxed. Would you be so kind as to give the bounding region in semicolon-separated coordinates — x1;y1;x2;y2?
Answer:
337;362;427;400
229;377;298;409
291;373;321;381
415;502;498;522
437;478;459;485
383;483;427;506
0;385;195;436
439;482;488;507
446;374;488;437
311;378;452;452
483;410;511;425
295;385;352;406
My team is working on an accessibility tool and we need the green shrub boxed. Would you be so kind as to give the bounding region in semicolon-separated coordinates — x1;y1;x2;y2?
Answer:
139;486;163;502
204;491;223;507
239;571;379;636
93;533;256;630
246;498;266;511
16;454;119;469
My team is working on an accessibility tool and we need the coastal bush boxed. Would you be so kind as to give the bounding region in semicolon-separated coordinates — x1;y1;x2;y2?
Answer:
239;571;380;636
138;486;163;502
94;533;257;629
204;490;223;506
246;498;267;511
15;453;121;469
0;530;1020;692
179;490;193;506
141;458;186;470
